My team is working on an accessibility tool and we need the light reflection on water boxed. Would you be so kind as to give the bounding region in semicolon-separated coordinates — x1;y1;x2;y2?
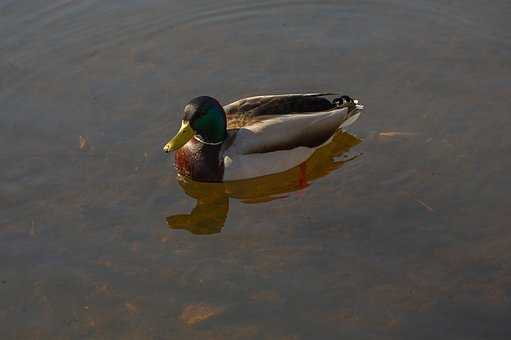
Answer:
167;132;360;234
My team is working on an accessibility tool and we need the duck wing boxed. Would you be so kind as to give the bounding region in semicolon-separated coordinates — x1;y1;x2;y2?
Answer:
229;106;361;155
223;93;337;128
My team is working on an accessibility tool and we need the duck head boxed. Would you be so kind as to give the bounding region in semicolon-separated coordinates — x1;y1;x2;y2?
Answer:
163;96;228;152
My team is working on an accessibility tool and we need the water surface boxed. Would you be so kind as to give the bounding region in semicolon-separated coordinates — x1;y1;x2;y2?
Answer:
2;0;511;339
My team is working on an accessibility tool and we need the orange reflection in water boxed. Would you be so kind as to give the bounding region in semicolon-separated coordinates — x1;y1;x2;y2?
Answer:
166;131;361;235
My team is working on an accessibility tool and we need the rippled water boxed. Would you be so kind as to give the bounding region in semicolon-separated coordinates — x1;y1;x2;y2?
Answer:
2;0;511;338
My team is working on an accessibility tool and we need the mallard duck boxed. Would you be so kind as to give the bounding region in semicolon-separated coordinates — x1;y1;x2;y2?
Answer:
163;93;363;182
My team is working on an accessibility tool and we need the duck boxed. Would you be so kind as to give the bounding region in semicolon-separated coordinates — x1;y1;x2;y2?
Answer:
163;93;363;182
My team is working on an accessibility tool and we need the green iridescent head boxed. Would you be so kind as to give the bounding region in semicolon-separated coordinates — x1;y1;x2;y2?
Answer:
163;96;227;152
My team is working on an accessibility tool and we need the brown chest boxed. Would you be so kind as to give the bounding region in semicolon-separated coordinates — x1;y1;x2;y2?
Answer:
174;138;224;182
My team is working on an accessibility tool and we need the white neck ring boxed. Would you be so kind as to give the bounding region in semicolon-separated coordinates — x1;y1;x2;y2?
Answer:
194;135;223;145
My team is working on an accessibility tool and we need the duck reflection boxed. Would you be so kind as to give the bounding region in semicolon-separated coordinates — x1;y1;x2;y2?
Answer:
166;131;361;235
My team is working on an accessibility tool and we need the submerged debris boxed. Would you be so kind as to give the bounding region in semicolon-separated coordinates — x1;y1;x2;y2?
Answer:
125;302;138;316
180;303;225;326
415;199;434;212
79;135;89;151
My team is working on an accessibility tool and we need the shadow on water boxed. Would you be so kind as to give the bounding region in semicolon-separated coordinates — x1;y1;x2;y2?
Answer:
166;131;361;234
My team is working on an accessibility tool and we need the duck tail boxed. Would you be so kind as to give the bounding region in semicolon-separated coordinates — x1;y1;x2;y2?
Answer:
333;96;364;129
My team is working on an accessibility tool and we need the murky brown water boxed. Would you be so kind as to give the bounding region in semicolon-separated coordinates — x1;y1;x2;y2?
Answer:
2;0;511;338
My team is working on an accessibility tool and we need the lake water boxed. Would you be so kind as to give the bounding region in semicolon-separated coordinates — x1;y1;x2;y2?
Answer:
2;0;511;338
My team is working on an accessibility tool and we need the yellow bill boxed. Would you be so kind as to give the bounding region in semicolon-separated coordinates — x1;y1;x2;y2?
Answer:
163;121;194;152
